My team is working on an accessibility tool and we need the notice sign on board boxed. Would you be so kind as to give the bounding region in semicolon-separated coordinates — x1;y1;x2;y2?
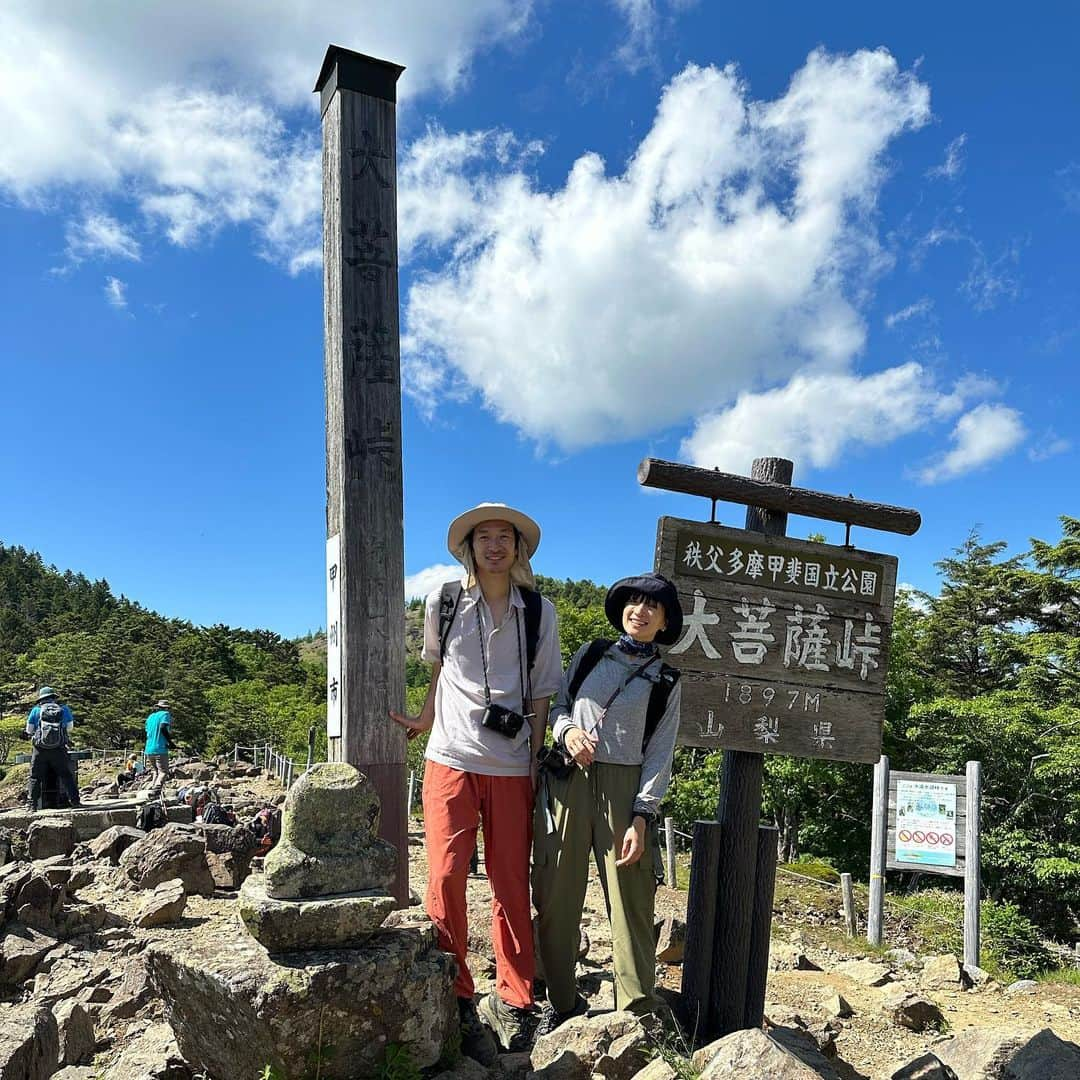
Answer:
655;517;897;764
895;779;957;868
326;534;342;739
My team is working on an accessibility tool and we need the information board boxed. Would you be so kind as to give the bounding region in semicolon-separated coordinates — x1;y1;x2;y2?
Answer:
895;778;957;868
656;517;898;763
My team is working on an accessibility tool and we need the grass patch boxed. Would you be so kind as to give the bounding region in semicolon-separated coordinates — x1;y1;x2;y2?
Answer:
1038;968;1080;986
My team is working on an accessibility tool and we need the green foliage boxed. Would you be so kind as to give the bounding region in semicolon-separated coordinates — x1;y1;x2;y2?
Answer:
780;857;840;884
890;888;1053;980
378;1044;421;1080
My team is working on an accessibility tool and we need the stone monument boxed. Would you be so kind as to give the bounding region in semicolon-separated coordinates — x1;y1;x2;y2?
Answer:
239;762;397;950
148;764;458;1078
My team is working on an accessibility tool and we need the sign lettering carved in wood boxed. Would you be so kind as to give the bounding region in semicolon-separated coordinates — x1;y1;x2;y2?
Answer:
655;517;897;764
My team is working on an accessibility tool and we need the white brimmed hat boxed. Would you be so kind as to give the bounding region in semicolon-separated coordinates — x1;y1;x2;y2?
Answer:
447;503;541;562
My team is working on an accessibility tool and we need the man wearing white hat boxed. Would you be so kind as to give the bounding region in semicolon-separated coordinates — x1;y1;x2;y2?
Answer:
391;503;562;1059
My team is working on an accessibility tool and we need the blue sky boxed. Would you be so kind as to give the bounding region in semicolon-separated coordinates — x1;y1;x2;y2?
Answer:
2;2;1077;637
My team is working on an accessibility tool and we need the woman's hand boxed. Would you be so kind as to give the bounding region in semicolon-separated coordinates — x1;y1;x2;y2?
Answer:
563;726;598;767
389;711;433;742
615;816;647;867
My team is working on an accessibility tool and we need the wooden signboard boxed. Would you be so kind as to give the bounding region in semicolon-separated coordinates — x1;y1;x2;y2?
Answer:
655;517;897;764
886;769;967;878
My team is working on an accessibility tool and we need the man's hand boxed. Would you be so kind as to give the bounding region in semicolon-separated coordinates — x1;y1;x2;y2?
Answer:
563;726;598;767
389;711;433;742
615;816;647;867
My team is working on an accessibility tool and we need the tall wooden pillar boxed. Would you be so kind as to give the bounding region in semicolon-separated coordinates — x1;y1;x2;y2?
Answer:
315;46;408;902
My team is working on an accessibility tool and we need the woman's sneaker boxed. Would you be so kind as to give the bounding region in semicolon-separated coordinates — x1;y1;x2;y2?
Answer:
477;993;537;1052
458;997;498;1066
534;995;589;1040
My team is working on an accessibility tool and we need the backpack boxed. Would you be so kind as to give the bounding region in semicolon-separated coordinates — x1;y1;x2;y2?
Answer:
33;702;66;750
567;639;681;751
438;583;543;671
201;802;228;825
138;801;167;832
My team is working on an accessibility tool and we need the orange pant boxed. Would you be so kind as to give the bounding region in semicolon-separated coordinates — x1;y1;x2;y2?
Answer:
422;760;535;1007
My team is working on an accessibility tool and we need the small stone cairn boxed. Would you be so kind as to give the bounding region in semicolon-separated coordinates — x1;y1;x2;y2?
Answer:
239;762;398;951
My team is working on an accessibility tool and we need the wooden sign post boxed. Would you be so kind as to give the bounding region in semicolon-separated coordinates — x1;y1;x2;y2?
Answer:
641;455;918;1043
868;757;983;968
315;45;408;902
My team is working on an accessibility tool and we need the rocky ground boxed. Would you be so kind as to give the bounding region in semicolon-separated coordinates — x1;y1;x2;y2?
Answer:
0;758;1076;1079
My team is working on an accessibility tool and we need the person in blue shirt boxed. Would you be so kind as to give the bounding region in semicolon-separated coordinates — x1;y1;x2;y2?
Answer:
144;700;175;791
24;686;80;810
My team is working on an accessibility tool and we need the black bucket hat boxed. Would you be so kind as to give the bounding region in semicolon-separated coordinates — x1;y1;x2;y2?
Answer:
605;573;684;647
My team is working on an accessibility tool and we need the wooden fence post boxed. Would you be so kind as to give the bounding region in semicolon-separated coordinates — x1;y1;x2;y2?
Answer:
664;817;677;888
841;873;857;936
868;754;889;945
710;456;791;1038
681;821;723;1041
964;760;982;969
744;824;779;1029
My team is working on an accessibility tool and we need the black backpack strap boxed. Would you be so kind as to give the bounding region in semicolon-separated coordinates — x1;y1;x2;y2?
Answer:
643;664;681;751
568;639;614;703
520;587;543;670
438;583;464;662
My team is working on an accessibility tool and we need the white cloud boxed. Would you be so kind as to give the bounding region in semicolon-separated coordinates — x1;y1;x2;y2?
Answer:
0;1;532;268
679;362;991;475
404;563;461;601
918;403;1026;484
612;0;659;71
926;133;967;180
962;240;1022;311
402;49;930;449
104;276;128;309
884;297;932;328
61;211;141;268
1028;434;1071;462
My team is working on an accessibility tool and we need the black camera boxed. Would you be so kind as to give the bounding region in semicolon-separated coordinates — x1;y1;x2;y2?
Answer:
536;744;575;780
480;703;526;739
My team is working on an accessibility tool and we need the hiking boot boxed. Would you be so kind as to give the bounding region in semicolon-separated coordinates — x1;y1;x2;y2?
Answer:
477;992;537;1053
457;997;498;1066
534;994;588;1040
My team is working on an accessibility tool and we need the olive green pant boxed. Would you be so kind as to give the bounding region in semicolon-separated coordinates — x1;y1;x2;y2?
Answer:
532;763;658;1015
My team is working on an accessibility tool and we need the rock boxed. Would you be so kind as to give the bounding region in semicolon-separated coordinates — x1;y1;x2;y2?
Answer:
531;1011;651;1080
630;1061;676;1080
764;1008;840;1059
430;1054;492;1080
961;963;993;989
692;1028;827;1079
145;916;457;1079
890;1052;958;1079
936;1026;1080;1079
101;959;154;1021
67;866;94;891
0;1004;60;1080
14;874;64;933
822;992;854;1019
0;862;32;911
654;915;686;963
135;879;187;928
99;1021;191;1079
32;953;110;1005
769;943;822;971
53;1068;98;1080
263;763;397;899
54;999;95;1067
119;824;215;897
27;819;76;860
0;924;59;987
887;947;919;968
882;989;945;1032
205;849;251;889
767;1027;842;1076
238;873;396;951
836;958;894;986
921;953;962;990
1004;979;1038;996
89;826;146;864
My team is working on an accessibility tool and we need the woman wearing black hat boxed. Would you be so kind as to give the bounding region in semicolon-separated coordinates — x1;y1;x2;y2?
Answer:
532;573;684;1037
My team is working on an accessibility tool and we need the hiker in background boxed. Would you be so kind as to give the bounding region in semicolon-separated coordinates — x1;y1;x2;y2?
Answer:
390;503;562;1060
24;686;80;810
533;574;684;1037
144;699;175;792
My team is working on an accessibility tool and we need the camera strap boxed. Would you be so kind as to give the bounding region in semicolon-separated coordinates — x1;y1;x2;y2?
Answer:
588;655;659;736
475;601;530;716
